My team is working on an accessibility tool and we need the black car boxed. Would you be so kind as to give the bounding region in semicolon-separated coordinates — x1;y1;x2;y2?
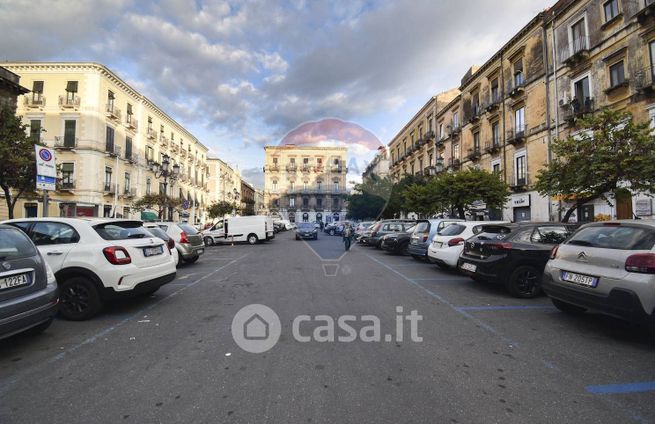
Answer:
457;223;577;298
0;224;59;339
380;224;417;255
295;223;318;240
367;220;416;248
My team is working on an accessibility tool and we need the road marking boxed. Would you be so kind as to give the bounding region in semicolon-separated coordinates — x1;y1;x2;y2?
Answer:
455;305;556;312
410;277;469;282
0;253;250;395
586;381;655;394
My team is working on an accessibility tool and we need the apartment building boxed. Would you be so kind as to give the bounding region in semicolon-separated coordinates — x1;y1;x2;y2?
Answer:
207;157;241;206
263;145;348;224
546;0;655;220
2;62;211;223
240;179;256;215
362;146;391;181
0;65;28;110
388;89;460;182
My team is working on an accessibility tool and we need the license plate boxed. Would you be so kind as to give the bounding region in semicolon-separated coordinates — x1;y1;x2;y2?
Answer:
561;271;598;287
460;262;477;273
433;242;443;248
143;246;163;257
0;272;31;290
197;248;204;255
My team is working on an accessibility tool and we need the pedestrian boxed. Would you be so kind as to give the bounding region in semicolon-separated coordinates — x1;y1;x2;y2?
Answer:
343;223;353;251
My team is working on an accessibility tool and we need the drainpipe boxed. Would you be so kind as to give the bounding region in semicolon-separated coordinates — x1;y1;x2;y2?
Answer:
500;50;509;221
551;14;562;221
542;21;553;222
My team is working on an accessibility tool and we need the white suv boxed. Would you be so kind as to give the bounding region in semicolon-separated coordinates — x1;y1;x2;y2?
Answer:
2;218;177;320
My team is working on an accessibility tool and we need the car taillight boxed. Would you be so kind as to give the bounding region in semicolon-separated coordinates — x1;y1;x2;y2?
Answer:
167;238;175;251
180;231;189;244
625;253;655;274
102;246;131;265
448;237;465;247
422;232;429;242
488;242;513;251
550;245;559;260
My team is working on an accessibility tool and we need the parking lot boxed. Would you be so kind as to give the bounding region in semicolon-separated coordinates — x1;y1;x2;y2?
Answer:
1;232;654;423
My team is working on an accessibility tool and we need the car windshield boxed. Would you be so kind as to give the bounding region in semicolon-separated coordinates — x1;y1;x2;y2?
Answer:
414;222;430;233
297;223;314;230
567;225;655;250
145;227;170;240
0;228;36;260
94;221;153;240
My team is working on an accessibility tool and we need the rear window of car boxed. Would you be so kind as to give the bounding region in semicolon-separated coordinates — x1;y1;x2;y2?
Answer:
530;226;575;244
567;225;655;250
473;225;514;236
439;224;466;236
414;222;430;233
0;228;36;260
298;223;314;230
404;225;416;233
178;224;199;235
145;227;170;240
94;221;154;240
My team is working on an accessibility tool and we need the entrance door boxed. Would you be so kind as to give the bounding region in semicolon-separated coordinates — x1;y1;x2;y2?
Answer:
579;204;595;222
616;190;633;219
513;207;531;222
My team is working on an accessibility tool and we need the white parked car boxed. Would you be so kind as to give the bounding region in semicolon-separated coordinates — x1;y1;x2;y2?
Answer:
2;218;176;320
143;223;180;267
203;216;275;245
427;221;510;268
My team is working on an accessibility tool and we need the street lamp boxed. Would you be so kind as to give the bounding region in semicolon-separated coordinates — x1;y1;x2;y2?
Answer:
150;154;180;220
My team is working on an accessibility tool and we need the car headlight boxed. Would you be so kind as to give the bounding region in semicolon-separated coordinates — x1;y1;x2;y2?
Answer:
45;261;56;284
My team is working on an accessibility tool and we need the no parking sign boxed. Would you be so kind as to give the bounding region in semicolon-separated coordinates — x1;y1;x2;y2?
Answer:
35;146;56;190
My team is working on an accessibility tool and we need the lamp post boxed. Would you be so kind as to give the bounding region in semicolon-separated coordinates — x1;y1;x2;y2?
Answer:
150;154;180;220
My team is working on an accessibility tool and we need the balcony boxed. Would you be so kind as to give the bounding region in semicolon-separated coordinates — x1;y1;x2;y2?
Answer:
105;104;122;121
301;165;312;173
125;115;138;131
468;104;483;123
105;143;122;157
466;148;481;161
506;126;527;146
54;136;77;150
485;94;501;112
60;180;76;192
180;149;188;159
24;96;46;109
636;0;655;24
58;95;80;109
286;163;297;172
424;130;435;140
448;123;461;138
510;175;529;192
485;141;501;155
103;183;117;195
434;137;445;148
448;158;461;170
187;154;193;163
146;128;157;141
561;36;590;66
124;150;136;163
266;164;280;172
634;67;655;97
331;165;345;173
170;143;179;153
315;165;324;173
159;134;169;147
561;97;594;123
508;79;526;97
122;187;136;198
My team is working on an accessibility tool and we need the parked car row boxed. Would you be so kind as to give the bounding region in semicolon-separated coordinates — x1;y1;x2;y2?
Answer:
0;217;210;340
364;217;655;338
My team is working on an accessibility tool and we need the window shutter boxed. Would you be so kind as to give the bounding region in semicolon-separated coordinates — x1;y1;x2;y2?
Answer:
33;81;44;92
66;81;78;92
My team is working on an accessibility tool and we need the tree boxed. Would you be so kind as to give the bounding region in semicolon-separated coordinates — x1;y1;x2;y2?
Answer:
346;175;392;220
207;200;235;219
403;169;510;219
131;193;181;220
0;106;42;219
535;108;655;222
384;174;425;218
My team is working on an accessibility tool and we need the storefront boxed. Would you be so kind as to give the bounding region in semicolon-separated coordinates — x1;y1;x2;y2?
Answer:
511;194;531;222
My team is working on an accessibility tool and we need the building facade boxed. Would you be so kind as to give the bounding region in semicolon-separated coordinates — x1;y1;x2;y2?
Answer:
240;179;256;215
2;62;210;223
0;65;29;110
207;157;241;207
264;145;348;224
362;146;391;180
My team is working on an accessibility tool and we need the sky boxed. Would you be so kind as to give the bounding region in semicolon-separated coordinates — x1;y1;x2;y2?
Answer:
0;0;551;189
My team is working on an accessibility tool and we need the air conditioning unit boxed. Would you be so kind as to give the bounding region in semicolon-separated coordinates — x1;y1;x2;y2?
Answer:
559;95;570;107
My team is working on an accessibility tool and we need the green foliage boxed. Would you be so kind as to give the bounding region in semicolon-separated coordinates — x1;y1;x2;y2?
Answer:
131;193;181;220
346;174;392;220
403;169;510;219
535;108;655;222
207;200;235;218
0;105;42;218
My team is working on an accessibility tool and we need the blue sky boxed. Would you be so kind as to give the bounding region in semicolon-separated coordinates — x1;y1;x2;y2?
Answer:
0;0;551;188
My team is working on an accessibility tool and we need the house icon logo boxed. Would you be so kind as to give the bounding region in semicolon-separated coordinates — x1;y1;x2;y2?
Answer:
231;304;281;353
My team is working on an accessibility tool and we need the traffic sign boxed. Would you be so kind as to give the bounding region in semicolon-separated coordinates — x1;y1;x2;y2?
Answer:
35;145;56;191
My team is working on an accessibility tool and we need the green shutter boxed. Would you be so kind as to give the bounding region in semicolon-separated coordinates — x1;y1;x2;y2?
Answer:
66;81;78;92
64;120;76;147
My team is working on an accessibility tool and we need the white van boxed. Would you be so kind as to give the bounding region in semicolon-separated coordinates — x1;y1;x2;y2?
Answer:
202;216;274;245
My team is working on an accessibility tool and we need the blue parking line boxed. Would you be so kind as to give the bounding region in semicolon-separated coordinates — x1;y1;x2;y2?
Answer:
411;277;468;282
455;305;556;312
586;381;655;395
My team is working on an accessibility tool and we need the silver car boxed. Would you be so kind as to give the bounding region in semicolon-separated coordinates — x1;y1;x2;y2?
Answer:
157;222;205;264
543;220;655;336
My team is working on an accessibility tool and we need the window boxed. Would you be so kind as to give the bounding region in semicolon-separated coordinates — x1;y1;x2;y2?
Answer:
316;180;322;191
126;103;133;123
403;140;407;155
30;120;41;142
146;145;154;163
490;78;499;102
65;81;78;102
453;111;459;128
317;197;323;208
289;197;295;208
334;181;340;192
473;132;480;151
290;158;296;164
603;0;619;22
30;222;80;246
125;137;133;160
513;60;524;87
609;61;625;87
146;177;151;195
453;143;460;159
574;75;591;102
428;115;433;131
61;163;74;187
107;90;115;110
105;126;115;152
571;18;587;53
650;41;655;78
303;157;309;164
104;167;113;191
303;197;309;208
124;173;131;192
492;122;500;146
94;221;153;241
63;120;76;147
289;181;295;191
272;180;278;192
515;154;526;185
32;81;44;102
515;107;525;133
147;116;153;131
492;161;501;174
438;123;444;139
568;225;655;250
531;226;574;244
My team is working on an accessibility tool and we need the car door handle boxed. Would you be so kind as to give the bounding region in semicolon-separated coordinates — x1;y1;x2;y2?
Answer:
47;251;64;256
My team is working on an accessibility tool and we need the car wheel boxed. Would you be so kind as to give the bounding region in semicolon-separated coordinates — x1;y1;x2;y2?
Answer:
400;243;410;256
204;237;214;246
24;318;54;335
551;299;587;315
184;255;199;264
506;265;542;298
59;276;102;321
247;234;258;245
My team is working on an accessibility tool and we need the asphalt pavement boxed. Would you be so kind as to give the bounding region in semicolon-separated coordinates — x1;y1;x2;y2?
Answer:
1;232;654;423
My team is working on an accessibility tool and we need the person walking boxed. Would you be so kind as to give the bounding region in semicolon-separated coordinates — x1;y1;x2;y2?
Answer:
343;223;353;251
